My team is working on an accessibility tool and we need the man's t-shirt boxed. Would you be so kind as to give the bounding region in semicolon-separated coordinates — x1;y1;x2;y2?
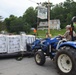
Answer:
64;30;76;41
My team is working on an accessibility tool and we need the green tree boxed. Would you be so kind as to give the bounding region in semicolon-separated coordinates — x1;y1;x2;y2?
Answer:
23;7;37;28
23;23;31;33
0;16;6;31
4;15;31;34
0;16;3;31
51;0;76;28
10;17;23;33
4;15;17;32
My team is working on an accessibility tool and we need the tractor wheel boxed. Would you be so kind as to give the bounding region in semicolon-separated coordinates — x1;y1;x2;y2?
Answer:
34;51;45;65
55;47;76;75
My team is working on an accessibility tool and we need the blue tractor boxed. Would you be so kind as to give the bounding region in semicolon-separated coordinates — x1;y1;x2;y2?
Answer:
31;36;76;75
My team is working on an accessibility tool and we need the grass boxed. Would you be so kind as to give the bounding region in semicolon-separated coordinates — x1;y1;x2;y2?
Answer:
30;29;66;38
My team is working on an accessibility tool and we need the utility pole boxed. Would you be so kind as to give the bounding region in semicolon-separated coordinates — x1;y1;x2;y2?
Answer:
48;0;50;34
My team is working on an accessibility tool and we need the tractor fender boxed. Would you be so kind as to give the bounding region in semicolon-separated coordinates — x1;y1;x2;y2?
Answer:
58;41;76;49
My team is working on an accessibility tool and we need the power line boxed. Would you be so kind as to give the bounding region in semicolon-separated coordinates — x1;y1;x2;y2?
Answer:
28;0;41;5
28;0;37;4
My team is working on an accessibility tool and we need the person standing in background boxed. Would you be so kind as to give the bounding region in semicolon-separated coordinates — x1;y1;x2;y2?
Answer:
33;28;37;36
46;32;52;38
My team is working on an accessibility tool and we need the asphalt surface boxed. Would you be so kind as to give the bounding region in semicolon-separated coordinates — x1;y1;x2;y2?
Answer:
0;57;58;75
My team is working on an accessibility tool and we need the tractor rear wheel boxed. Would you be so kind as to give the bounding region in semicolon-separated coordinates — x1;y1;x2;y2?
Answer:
55;47;76;75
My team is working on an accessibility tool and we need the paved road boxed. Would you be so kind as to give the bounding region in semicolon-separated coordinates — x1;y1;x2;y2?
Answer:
0;57;58;75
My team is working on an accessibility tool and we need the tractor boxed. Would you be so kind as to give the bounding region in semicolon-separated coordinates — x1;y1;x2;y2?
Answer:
31;36;76;75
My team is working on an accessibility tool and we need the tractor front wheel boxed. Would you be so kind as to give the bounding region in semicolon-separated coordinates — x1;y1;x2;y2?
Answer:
34;51;45;65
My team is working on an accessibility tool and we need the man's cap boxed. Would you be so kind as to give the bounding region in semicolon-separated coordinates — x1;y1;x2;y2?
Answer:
66;25;71;28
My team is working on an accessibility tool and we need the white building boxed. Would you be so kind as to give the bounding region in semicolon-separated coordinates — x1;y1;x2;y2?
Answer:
38;19;60;30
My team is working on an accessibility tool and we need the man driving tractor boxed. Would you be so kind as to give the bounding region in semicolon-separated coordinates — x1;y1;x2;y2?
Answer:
60;25;76;41
59;16;76;41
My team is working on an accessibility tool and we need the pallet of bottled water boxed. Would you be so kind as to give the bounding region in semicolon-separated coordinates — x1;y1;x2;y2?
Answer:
0;35;7;53
6;35;21;53
21;34;35;51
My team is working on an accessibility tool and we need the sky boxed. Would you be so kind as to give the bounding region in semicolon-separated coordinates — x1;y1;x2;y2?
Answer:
0;0;76;19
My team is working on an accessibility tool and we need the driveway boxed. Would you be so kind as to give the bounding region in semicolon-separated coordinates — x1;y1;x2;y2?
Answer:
0;57;58;75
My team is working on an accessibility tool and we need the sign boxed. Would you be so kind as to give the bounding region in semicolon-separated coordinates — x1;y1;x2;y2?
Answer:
37;6;47;19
